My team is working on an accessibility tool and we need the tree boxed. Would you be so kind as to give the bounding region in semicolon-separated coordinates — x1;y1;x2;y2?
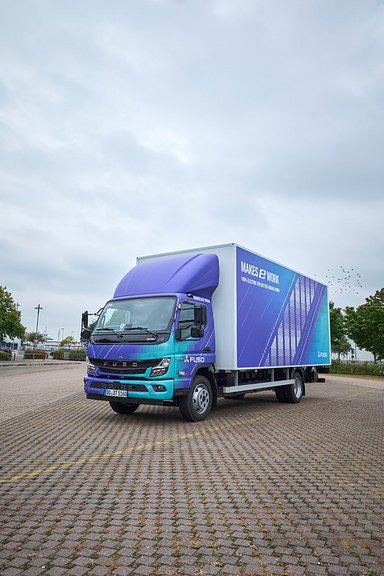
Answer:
0;286;25;341
329;301;351;359
60;336;76;347
25;332;46;345
345;288;384;361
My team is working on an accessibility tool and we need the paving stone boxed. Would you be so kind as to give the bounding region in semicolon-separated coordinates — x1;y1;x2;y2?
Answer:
44;568;67;576
1;367;384;576
66;566;88;576
1;569;23;576
132;565;154;575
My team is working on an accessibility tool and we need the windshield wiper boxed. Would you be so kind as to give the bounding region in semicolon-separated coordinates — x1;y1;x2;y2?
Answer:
125;327;158;338
94;326;158;340
94;328;123;338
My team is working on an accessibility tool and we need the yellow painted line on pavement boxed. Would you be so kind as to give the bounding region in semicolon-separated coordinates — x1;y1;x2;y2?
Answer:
1;386;378;484
0;414;267;484
0;432;200;484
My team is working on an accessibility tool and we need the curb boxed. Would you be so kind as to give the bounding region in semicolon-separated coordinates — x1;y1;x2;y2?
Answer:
0;360;85;368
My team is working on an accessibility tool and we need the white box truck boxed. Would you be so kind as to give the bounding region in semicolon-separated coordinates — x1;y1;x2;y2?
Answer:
82;243;331;421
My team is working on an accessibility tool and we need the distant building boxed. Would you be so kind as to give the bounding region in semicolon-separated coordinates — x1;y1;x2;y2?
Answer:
0;336;21;352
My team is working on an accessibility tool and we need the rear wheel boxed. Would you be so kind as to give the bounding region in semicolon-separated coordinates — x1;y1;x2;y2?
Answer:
275;371;304;403
179;375;212;422
109;401;139;414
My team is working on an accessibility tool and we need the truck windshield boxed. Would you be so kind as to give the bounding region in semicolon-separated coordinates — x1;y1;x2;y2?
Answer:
92;296;176;342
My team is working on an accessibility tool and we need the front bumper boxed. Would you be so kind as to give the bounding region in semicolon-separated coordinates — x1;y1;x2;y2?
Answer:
84;376;175;402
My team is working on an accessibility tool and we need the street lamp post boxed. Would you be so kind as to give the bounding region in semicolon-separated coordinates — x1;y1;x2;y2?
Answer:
35;304;43;335
33;304;43;360
12;303;21;360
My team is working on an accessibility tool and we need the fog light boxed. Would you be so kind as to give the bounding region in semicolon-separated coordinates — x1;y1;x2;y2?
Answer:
153;385;166;392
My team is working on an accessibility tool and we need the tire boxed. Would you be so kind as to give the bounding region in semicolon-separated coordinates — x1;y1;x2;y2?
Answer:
275;371;304;404
179;375;212;422
109;401;140;414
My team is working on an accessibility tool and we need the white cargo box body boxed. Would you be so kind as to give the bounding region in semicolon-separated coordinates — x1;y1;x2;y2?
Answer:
138;243;331;371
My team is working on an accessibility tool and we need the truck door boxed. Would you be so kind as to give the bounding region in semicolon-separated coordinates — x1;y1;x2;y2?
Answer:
174;300;212;390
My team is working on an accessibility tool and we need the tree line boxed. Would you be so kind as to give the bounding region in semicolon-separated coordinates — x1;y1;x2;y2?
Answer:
0;286;76;349
1;285;384;360
330;288;384;362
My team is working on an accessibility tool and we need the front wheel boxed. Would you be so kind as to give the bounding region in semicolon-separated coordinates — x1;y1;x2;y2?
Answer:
275;371;304;404
109;401;140;414
179;375;212;422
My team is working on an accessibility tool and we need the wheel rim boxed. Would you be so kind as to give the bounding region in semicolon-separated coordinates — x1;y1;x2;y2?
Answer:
293;376;303;399
192;383;210;414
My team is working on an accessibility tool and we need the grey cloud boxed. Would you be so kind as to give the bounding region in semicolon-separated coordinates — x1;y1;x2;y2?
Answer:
0;0;383;341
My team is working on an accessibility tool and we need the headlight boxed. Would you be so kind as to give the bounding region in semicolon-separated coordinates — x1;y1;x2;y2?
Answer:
150;357;170;377
87;363;97;376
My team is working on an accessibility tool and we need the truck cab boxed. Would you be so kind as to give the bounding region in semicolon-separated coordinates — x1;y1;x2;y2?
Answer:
83;253;219;421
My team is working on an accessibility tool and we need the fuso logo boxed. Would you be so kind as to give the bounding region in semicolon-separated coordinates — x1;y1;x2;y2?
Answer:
184;355;205;363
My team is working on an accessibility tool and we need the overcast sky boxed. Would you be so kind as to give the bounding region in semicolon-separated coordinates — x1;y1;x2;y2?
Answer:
1;0;383;342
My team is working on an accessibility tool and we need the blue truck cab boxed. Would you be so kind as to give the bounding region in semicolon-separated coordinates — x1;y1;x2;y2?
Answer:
83;252;220;421
82;244;331;421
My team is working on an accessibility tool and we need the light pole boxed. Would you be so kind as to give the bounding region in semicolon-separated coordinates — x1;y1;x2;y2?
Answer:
13;303;20;360
34;305;43;360
35;304;43;335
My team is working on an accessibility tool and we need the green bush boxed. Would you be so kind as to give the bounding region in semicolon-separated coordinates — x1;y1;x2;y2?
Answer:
24;349;47;360
68;350;86;360
52;350;64;360
52;349;86;361
330;360;383;376
0;351;11;361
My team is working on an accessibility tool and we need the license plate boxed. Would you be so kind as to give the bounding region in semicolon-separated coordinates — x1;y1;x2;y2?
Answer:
105;389;127;398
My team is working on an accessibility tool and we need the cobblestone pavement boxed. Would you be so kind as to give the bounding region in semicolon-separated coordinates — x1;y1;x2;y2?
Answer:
0;365;383;576
0;362;83;423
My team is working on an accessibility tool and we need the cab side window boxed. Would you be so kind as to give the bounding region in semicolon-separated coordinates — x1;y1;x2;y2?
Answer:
177;302;206;340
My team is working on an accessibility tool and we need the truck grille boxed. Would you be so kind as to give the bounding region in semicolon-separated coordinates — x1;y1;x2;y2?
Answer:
89;358;159;374
91;382;148;392
102;369;146;377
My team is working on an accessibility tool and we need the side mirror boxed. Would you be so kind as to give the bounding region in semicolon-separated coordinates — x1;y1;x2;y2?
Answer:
81;311;89;329
81;327;91;343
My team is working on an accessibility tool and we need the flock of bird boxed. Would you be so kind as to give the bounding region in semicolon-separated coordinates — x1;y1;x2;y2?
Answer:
324;266;363;295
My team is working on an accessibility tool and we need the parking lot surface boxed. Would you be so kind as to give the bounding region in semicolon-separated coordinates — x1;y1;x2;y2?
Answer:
0;364;383;576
